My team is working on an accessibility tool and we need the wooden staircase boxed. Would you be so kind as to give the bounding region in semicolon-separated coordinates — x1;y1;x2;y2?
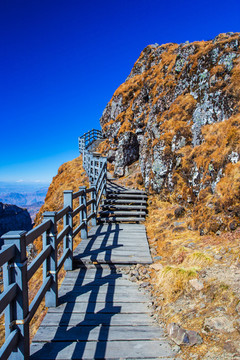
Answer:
98;182;147;223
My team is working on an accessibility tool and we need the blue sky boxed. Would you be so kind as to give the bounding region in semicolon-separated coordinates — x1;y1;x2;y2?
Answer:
1;0;240;184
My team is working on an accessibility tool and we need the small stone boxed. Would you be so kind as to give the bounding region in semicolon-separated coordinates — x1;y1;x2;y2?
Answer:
139;281;150;288
229;220;238;231
189;279;204;291
154;256;162;261
150;248;157;255
130;270;138;277
130;275;137;282
150;263;163;271
174;206;185;218
214;254;222;261
174;221;185;226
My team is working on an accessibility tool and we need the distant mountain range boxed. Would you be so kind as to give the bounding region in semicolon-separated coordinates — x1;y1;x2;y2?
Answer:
0;182;49;221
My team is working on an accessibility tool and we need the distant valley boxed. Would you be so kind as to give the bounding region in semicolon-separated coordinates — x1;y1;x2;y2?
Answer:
0;182;49;221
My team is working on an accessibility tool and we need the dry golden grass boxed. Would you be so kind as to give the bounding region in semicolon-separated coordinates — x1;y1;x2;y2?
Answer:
143;193;240;359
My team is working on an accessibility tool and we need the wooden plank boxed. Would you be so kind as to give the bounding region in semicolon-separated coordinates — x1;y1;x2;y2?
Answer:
102;205;147;210
107;194;147;199
89;224;146;230
98;217;146;222
75;258;152;265
58;285;145;297
75;250;151;258
77;258;151;263
61;278;136;287
40;312;155;327
31;340;177;359
58;291;149;303
76;245;149;251
76;254;152;260
47;301;151;314
33;325;164;342
104;199;147;204
60;276;138;285
63;270;125;280
100;211;146;216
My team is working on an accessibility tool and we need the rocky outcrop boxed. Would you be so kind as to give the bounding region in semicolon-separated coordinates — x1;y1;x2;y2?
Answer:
0;202;32;243
100;32;240;233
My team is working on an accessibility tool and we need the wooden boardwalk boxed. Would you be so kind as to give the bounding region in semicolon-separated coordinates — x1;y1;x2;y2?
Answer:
74;224;152;265
30;224;178;359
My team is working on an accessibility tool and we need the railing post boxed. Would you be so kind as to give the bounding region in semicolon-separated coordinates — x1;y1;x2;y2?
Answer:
79;186;88;239
2;230;29;360
63;190;73;271
103;159;107;196
91;185;97;226
43;212;58;307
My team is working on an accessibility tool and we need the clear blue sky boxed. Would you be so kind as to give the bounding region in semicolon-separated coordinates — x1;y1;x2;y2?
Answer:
0;0;239;183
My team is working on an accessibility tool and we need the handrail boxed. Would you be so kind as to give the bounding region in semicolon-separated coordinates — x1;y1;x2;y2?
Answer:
0;128;108;359
78;129;104;153
27;245;52;281
55;206;71;222
0;244;15;267
25;219;52;246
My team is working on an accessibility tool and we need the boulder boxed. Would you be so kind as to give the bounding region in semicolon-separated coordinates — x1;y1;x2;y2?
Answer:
167;323;202;346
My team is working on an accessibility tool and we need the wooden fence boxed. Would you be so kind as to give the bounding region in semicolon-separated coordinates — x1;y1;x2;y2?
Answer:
0;129;107;359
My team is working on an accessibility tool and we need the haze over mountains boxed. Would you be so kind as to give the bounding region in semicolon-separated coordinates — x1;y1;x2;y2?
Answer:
0;182;49;221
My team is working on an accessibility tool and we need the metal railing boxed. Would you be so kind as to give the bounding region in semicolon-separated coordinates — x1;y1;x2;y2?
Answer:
0;129;107;359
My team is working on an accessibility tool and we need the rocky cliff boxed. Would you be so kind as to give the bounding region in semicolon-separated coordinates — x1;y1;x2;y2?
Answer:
100;32;240;234
0;202;32;240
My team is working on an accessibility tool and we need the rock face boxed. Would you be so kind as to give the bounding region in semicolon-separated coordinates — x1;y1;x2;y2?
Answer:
0;202;32;243
100;32;240;233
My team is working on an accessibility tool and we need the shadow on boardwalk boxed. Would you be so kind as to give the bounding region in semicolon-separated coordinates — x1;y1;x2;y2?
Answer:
31;224;122;359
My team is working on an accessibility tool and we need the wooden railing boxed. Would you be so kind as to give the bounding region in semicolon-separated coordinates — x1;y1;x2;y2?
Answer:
78;128;104;154
0;129;107;359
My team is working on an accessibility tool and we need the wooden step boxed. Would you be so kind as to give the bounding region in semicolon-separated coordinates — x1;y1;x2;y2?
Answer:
104;199;147;205
99;210;146;217
107;193;148;200
107;190;147;195
101;204;147;211
98;217;146;223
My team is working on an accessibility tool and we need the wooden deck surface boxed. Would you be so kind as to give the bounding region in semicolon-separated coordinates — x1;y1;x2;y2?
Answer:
30;224;178;359
73;224;152;265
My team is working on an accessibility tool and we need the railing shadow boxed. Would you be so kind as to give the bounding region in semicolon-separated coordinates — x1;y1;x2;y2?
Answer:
74;223;123;264
31;223;122;359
